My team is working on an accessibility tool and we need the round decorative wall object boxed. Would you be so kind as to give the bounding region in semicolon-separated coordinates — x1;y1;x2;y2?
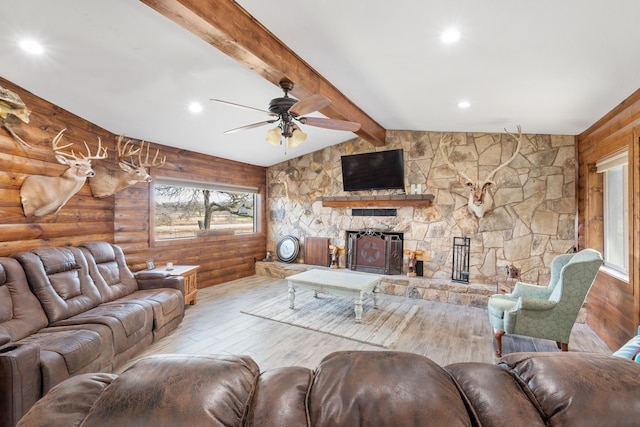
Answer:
276;235;299;263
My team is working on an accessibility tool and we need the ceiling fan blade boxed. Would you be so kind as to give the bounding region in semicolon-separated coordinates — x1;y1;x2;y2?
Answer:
224;120;277;134
211;99;276;116
289;94;331;116
298;117;361;132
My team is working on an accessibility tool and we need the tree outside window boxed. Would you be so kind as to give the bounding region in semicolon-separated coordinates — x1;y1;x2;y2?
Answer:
154;180;256;241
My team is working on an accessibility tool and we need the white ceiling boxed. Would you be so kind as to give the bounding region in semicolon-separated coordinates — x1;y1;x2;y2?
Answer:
1;0;638;167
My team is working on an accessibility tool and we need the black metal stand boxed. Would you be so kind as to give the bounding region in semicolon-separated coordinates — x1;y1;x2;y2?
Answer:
452;237;470;283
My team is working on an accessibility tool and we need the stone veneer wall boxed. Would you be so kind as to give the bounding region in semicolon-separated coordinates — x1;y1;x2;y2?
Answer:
267;129;576;286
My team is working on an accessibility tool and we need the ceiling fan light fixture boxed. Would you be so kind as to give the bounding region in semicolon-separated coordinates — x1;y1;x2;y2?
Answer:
287;128;307;148
266;126;282;145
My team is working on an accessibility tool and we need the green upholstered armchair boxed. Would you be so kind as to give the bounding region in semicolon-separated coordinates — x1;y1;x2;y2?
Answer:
488;248;603;357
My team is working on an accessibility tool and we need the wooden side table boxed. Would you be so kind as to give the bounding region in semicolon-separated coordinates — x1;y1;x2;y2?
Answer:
150;265;199;305
497;280;514;294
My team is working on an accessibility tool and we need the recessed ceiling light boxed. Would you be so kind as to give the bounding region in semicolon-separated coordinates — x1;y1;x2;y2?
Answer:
188;102;203;113
19;39;44;55
441;28;461;44
458;100;471;109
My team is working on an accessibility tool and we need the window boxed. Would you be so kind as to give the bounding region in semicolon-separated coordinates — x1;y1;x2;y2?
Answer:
153;178;258;241
596;151;628;274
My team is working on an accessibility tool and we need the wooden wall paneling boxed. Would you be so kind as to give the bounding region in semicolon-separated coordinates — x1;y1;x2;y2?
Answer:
0;77;116;256
578;88;640;349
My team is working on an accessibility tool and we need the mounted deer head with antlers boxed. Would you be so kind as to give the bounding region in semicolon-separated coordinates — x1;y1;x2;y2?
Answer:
20;129;108;217
89;135;166;198
438;126;523;218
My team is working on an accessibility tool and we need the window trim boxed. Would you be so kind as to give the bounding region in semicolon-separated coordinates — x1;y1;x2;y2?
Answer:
596;150;629;276
150;176;261;244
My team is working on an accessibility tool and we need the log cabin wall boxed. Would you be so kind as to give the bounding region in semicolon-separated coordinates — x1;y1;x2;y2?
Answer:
0;77;267;288
577;88;640;349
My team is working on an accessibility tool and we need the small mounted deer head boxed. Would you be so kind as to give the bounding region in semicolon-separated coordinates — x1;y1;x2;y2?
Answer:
276;167;299;200
89;135;165;198
20;129;108;217
438;126;523;218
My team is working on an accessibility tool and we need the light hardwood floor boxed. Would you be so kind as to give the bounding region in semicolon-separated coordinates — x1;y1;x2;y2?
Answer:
120;275;613;373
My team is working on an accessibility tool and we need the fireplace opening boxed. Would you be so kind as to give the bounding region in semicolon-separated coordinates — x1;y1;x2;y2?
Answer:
346;229;403;275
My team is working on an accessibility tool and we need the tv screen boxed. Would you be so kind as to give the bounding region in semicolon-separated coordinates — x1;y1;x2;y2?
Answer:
341;149;405;192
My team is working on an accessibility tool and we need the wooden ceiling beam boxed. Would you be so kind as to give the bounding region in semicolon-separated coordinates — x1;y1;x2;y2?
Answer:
140;0;386;146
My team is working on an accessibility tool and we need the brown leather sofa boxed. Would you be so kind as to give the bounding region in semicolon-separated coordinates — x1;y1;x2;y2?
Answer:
0;242;185;427
17;350;640;427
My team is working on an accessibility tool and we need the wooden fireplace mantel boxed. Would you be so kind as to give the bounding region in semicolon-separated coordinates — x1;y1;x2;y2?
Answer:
319;194;434;208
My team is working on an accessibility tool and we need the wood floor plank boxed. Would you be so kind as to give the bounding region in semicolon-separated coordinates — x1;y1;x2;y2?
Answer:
119;275;613;373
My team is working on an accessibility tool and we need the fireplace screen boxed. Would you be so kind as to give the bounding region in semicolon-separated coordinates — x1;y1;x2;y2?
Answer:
452;237;470;283
347;230;403;275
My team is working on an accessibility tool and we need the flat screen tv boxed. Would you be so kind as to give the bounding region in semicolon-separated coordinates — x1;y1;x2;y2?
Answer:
341;149;405;192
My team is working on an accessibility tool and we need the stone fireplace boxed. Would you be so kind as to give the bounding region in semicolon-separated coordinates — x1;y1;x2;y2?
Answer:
346;229;404;275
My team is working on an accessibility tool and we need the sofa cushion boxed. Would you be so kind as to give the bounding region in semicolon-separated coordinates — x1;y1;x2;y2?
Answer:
0;258;49;341
82;354;259;427
446;362;545;426
13;248;101;323
498;352;640;425
612;326;640;361
15;372;117;427
79;242;137;302
52;301;153;356
18;328;109;394
309;351;476;426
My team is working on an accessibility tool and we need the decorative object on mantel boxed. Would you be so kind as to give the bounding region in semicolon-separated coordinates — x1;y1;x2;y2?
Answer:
403;249;424;277
20;129;108;217
89;135;165;198
0;84;32;147
212;79;360;150
329;245;344;269
438;126;524;218
276;235;299;263
263;251;273;262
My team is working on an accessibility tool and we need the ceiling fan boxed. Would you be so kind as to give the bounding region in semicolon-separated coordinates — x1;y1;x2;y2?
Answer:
211;79;361;149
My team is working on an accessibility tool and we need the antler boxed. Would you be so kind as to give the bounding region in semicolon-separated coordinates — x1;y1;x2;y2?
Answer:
52;129;108;160
116;135;142;166
438;134;474;183
51;129;74;155
485;125;522;182
136;141;166;168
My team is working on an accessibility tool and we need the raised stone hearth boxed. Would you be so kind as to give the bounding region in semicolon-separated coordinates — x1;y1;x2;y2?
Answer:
256;261;494;308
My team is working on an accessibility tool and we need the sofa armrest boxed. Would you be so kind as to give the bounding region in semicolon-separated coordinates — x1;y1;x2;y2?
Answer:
135;273;185;296
0;343;41;427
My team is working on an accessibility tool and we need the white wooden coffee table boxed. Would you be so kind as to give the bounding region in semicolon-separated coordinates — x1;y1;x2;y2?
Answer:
287;269;381;322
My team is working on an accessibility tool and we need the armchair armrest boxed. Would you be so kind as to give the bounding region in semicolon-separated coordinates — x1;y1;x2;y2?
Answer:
511;282;550;299
135;272;185;296
513;297;556;312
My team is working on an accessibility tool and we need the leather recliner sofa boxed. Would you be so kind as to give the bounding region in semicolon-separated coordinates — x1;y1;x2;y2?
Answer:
0;242;185;427
16;350;640;426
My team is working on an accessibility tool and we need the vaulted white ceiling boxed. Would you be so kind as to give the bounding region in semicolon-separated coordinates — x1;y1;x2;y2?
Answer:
1;0;638;166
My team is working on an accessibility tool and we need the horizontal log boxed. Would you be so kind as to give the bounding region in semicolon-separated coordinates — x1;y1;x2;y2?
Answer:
0;222;112;242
